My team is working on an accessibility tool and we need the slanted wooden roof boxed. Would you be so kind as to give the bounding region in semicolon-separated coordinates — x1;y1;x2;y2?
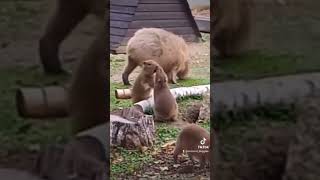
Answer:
110;0;202;54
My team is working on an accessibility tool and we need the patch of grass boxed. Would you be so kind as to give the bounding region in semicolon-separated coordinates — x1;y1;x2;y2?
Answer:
214;104;296;131
213;51;317;81
156;124;180;144
171;78;210;89
110;82;132;111
0;1;46;37
201;33;210;42
0;66;70;154
110;147;153;178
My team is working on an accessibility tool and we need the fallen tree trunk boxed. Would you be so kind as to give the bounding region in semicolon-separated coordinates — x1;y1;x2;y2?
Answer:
213;73;320;113
134;85;210;113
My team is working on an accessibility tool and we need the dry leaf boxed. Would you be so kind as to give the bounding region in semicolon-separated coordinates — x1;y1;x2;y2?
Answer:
159;166;169;171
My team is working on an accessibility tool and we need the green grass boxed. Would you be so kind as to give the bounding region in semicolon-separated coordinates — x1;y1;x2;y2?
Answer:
214;104;296;131
0;66;70;155
110;82;132;111
0;1;46;38
110;147;153;178
110;94;210;176
216;105;296;162
213;51;320;81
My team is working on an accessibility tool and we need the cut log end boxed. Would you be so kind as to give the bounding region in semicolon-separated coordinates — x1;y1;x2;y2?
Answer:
115;89;132;99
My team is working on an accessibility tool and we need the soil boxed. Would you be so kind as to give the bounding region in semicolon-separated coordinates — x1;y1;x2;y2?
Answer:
119;142;210;180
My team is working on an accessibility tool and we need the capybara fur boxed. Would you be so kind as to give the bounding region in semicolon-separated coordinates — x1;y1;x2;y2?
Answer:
123;28;190;85
212;0;253;57
68;27;106;134
39;0;106;74
131;60;159;103
153;66;178;122
173;124;210;168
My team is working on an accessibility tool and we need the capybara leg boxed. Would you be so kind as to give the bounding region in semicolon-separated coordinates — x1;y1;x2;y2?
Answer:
122;57;138;85
39;0;87;74
170;114;178;122
177;61;189;80
168;70;177;84
173;148;182;164
200;155;206;168
188;154;196;165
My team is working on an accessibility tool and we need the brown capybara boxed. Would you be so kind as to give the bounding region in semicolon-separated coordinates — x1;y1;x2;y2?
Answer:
122;28;190;85
212;0;253;57
39;0;106;74
131;60;159;103
173;124;210;168
153;66;178;122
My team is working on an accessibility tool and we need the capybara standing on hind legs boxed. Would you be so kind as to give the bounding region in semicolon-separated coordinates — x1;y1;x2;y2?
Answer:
131;60;159;103
122;28;190;85
153;66;178;122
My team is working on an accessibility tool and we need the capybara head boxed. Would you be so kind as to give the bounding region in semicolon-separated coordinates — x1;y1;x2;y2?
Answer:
155;66;167;87
142;60;159;74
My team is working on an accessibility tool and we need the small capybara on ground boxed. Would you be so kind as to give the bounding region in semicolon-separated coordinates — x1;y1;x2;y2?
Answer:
131;60;159;103
122;28;190;85
153;66;178;122
173;124;210;168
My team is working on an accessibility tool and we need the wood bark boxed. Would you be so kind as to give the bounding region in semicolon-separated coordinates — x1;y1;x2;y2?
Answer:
110;107;155;149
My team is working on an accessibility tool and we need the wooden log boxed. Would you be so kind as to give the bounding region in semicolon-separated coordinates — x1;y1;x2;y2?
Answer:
16;86;68;118
110;107;155;149
115;88;132;99
213;73;320;113
134;85;210;113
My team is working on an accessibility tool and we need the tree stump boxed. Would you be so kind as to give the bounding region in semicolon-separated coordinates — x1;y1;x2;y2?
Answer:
110;106;155;149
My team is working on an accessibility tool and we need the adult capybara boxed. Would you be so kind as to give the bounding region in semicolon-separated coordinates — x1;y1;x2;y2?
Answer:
122;28;190;85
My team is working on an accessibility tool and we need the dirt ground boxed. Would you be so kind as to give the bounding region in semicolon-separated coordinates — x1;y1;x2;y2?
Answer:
0;1;99;70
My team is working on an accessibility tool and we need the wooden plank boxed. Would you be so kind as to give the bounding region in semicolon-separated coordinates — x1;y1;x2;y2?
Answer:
110;21;129;29
126;27;195;36
139;0;181;4
133;12;186;20
110;35;125;43
129;19;191;28
111;0;139;7
180;0;202;38
110;28;128;36
110;5;136;14
136;4;184;12
110;13;133;22
115;46;127;54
